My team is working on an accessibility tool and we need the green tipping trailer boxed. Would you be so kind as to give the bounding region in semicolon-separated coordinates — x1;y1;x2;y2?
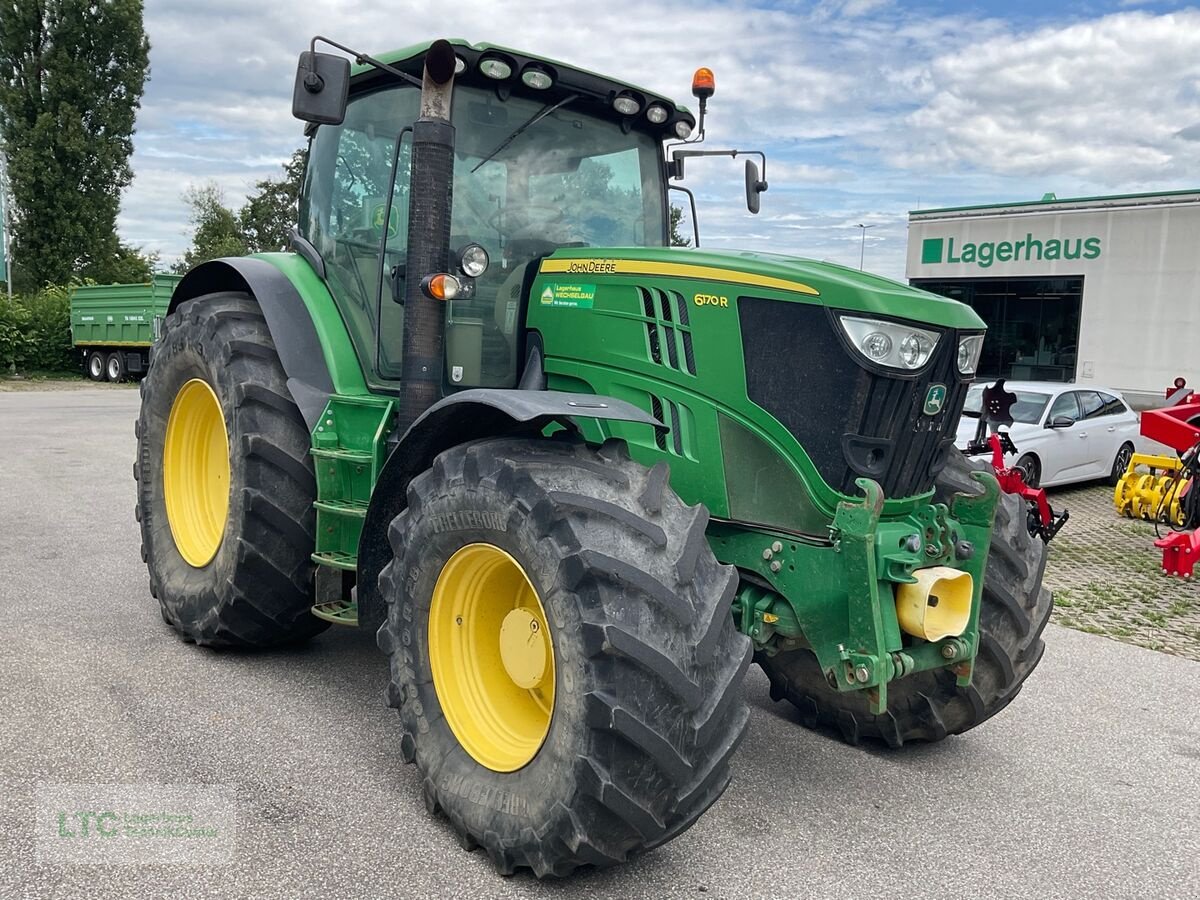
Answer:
70;275;180;382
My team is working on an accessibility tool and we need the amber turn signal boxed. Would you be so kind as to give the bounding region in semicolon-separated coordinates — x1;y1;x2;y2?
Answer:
421;273;462;301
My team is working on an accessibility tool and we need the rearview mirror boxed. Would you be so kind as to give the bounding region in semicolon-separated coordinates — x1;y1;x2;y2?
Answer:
292;51;350;125
745;159;767;214
1048;415;1076;429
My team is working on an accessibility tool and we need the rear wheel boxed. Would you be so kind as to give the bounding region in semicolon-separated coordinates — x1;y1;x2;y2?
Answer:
134;292;327;648
86;350;105;381
105;351;126;383
1109;442;1134;487
377;437;751;877
756;449;1052;747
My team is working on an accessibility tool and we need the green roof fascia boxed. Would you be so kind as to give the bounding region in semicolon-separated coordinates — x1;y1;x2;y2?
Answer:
910;187;1200;217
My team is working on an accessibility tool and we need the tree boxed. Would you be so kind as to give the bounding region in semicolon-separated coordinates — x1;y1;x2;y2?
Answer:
669;204;692;247
239;149;306;253
173;184;247;274
0;1;150;289
175;151;306;271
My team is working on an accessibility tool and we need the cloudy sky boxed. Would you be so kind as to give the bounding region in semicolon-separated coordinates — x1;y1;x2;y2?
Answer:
122;0;1200;281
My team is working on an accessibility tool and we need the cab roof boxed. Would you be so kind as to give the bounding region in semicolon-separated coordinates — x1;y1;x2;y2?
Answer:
352;39;695;142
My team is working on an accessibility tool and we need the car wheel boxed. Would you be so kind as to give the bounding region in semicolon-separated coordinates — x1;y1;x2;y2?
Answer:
1014;453;1040;488
1109;442;1134;487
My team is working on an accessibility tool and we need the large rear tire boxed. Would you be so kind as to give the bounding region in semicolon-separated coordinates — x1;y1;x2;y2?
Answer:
135;293;328;648
377;437;751;877
756;449;1052;747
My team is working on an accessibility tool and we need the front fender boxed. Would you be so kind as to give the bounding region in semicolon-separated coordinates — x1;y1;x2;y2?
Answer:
355;389;662;628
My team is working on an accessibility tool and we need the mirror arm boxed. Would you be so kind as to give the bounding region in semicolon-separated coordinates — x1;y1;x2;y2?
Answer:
311;35;423;88
668;185;701;248
381;126;414;306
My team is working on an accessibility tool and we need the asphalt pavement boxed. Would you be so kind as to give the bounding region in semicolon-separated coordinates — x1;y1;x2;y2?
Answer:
1;388;1197;899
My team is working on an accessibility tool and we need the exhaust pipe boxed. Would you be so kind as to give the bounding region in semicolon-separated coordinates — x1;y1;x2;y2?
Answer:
398;39;458;431
895;566;973;642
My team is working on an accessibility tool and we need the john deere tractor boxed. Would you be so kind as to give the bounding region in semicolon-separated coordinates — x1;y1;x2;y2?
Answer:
135;39;1051;876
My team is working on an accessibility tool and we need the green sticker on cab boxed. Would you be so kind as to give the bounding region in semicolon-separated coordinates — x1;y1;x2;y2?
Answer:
540;283;596;309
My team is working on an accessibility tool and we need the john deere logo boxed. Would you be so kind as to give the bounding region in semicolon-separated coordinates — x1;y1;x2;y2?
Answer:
923;384;947;416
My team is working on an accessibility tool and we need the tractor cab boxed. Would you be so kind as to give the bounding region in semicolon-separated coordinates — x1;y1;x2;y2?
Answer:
295;40;691;390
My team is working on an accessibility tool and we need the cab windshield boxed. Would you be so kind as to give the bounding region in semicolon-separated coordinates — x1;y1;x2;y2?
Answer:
299;83;667;385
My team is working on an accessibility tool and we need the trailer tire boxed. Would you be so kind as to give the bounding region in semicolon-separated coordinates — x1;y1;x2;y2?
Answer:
756;449;1052;747
135;292;328;648
105;351;127;383
377;437;751;877
86;350;106;381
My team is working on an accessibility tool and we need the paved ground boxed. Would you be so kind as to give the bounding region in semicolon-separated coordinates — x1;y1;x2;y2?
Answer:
1;389;1197;899
1045;483;1200;660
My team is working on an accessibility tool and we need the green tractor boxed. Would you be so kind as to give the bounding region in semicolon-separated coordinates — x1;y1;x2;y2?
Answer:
135;39;1051;876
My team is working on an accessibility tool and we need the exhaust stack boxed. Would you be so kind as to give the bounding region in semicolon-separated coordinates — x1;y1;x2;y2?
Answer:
398;39;458;431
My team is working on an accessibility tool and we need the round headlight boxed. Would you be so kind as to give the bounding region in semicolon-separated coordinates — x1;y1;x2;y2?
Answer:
957;340;973;373
674;120;693;140
479;58;512;80
521;67;552;90
613;95;640;116
861;332;893;361
458;243;490;278
454;56;466;75
646;104;669;124
898;332;932;369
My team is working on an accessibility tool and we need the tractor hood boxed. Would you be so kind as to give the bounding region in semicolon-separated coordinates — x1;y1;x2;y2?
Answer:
539;246;984;331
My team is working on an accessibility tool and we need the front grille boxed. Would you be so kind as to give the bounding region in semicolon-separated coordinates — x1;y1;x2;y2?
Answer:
738;297;968;499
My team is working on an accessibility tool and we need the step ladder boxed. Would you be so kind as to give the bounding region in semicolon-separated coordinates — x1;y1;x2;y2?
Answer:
309;395;395;625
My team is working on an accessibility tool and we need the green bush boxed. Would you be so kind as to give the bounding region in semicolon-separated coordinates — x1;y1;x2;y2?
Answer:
0;286;77;375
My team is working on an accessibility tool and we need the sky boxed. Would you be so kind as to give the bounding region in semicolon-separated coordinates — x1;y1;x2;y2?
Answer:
121;0;1200;281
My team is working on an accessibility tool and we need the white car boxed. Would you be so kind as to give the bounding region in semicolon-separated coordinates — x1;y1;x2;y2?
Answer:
954;381;1140;488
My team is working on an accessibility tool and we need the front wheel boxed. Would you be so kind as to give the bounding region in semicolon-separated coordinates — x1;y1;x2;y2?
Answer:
1014;452;1040;488
756;449;1052;747
377;438;750;877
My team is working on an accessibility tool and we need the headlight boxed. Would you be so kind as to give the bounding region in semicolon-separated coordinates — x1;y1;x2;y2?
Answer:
957;334;985;375
839;316;940;371
457;243;490;278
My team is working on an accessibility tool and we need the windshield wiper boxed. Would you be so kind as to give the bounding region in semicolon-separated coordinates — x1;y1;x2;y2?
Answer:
471;93;579;173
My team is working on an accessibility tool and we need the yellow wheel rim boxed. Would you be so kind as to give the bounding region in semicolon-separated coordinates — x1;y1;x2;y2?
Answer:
429;543;555;772
163;378;230;568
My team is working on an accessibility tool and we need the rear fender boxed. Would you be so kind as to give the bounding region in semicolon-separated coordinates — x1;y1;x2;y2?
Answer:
170;254;365;429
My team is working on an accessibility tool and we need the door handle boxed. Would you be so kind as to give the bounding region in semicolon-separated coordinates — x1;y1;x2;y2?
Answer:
1078;432;1088;438
1107;426;1116;432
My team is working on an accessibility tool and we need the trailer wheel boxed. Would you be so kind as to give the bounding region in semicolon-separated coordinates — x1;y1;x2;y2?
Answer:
105;351;126;383
135;292;328;648
86;351;105;381
756;449;1052;747
377;437;751;877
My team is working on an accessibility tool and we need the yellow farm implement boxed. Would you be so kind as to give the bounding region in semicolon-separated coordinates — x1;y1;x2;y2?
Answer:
1113;453;1188;525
